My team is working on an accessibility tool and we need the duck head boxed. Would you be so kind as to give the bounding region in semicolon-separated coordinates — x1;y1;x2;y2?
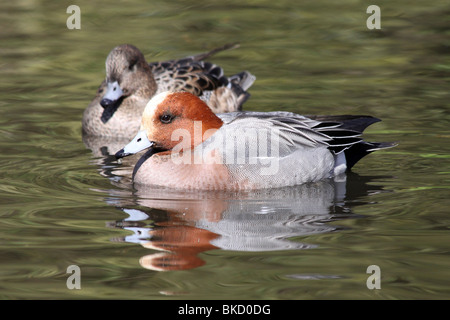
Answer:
115;91;224;158
100;44;156;109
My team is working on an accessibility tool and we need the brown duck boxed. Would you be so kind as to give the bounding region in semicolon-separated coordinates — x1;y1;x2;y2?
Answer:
82;43;255;139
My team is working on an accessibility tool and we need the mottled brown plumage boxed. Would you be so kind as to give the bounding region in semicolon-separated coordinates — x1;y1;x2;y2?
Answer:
82;44;255;139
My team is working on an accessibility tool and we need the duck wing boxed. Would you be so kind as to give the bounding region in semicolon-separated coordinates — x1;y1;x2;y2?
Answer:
216;112;396;167
149;44;255;111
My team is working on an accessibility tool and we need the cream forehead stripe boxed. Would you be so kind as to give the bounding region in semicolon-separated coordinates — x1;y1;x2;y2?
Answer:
142;91;173;124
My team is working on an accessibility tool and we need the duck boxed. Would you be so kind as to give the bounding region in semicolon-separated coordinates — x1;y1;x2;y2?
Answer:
115;91;396;191
82;43;255;139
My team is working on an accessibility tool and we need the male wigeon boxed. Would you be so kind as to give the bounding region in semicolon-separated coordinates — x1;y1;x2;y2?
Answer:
115;91;396;190
82;44;255;139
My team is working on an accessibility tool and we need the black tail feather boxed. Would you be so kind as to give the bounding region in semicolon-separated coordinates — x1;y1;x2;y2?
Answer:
345;141;397;169
308;115;396;169
308;115;381;132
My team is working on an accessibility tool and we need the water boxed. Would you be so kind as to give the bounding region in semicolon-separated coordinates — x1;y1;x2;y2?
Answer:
0;0;449;299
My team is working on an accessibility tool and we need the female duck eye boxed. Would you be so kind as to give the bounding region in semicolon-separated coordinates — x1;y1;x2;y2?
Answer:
160;114;173;124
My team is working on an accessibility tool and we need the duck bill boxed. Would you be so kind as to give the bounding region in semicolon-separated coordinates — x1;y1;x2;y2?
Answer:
115;130;154;159
100;81;123;108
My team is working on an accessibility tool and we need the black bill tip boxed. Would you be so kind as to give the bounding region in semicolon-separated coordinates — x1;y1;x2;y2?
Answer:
100;98;114;109
115;148;130;159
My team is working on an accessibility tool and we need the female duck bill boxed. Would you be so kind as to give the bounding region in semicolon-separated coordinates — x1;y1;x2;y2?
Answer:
100;81;124;109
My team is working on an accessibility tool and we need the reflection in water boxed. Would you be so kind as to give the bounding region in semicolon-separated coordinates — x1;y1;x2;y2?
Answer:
102;168;389;271
82;133;143;183
85;134;390;271
85;130;391;271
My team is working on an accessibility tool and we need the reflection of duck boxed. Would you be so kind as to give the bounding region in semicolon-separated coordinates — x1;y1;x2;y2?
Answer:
82;134;140;182
134;180;343;252
82;43;255;140
140;225;219;271
107;174;391;271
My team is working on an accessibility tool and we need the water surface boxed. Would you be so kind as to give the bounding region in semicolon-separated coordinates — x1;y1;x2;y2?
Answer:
0;0;449;299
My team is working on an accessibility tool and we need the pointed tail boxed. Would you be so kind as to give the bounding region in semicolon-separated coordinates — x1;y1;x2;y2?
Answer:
345;141;397;169
190;43;241;61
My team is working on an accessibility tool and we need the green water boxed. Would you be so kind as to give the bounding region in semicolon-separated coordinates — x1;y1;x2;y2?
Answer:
0;0;449;299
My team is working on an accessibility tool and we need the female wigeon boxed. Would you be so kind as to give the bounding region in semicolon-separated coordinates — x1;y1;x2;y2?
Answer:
82;44;255;139
115;91;396;190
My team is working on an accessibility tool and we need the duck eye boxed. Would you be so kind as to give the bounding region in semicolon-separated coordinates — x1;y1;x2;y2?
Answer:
160;114;174;124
